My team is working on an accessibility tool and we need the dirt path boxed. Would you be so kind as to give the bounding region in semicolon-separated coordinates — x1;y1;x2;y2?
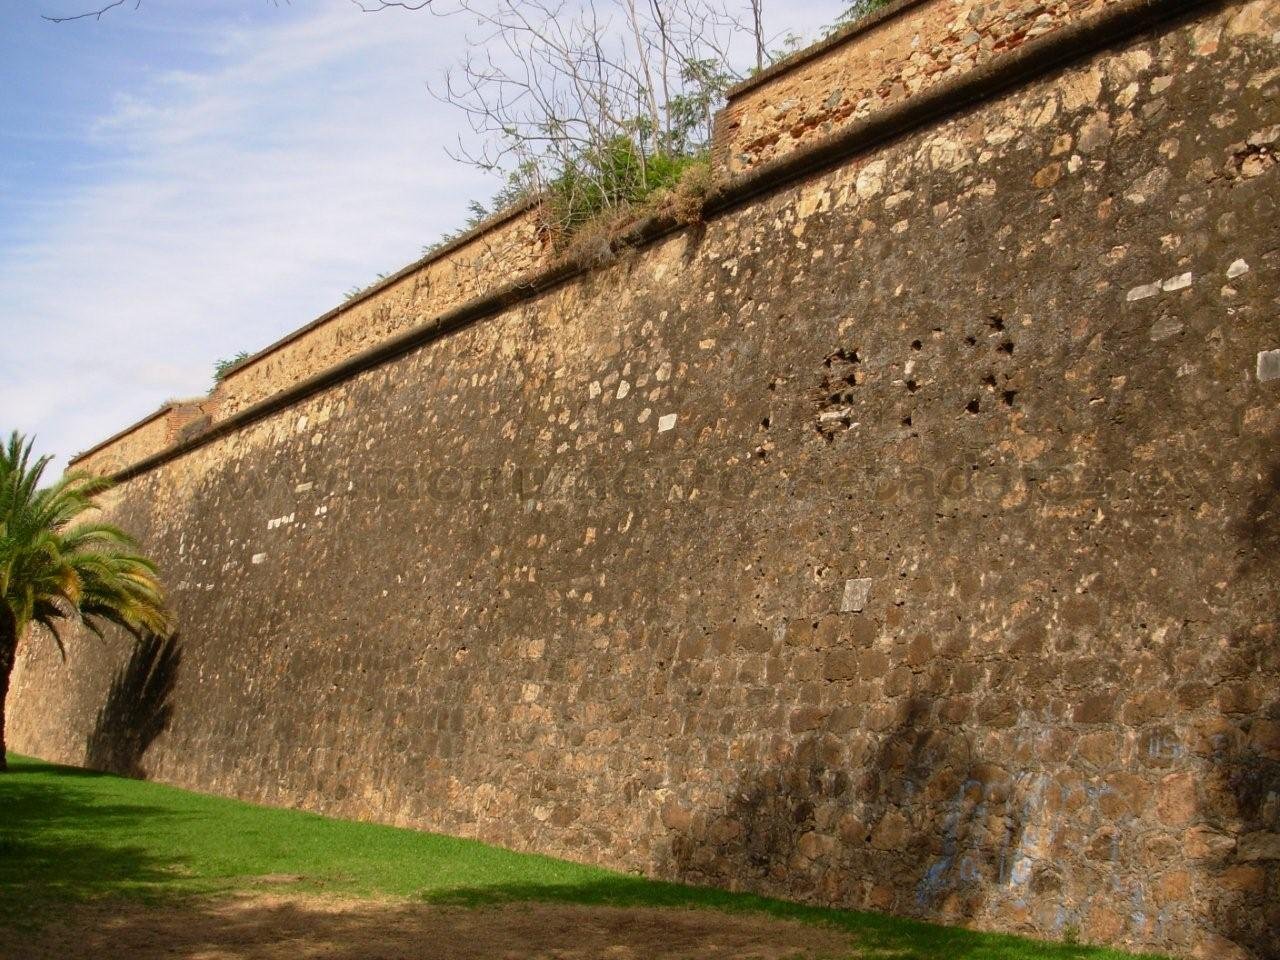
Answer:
9;894;857;960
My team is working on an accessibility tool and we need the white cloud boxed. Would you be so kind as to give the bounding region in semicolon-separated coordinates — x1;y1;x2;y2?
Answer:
0;0;838;472
1;1;494;470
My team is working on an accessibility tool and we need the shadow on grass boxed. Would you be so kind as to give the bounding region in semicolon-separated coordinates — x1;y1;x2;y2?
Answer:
13;893;858;960
0;756;1162;958
0;758;188;929
417;878;1162;960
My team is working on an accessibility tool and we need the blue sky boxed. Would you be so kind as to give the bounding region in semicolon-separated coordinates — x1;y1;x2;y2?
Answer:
1;0;834;471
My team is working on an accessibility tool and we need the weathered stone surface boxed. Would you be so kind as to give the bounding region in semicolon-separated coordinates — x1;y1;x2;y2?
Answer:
10;1;1280;958
1257;350;1280;382
1237;833;1280;863
840;578;872;614
718;0;1131;175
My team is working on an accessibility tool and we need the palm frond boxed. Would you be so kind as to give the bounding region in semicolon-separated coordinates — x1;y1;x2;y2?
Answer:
0;431;171;653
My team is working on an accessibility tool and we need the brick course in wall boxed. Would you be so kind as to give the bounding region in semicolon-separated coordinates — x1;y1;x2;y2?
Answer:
18;1;1280;957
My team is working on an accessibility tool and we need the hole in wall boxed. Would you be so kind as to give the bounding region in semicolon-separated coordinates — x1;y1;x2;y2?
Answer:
965;398;981;414
813;347;863;442
823;347;861;367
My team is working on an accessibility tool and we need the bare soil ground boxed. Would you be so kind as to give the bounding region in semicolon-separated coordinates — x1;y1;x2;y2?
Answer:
11;893;858;960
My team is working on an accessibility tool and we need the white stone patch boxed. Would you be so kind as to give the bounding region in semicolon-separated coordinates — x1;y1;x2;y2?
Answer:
841;578;873;614
1124;166;1169;204
1126;283;1161;302
1060;67;1102;111
267;513;296;530
855;159;887;198
1226;259;1250;279
884;190;913;211
616;380;631;400
296;416;308;433
295;482;313;493
927;138;971;173
251;553;267;565
589;380;602;399
1258;350;1280;383
657;413;678;433
1149;317;1184;341
1161;272;1193;292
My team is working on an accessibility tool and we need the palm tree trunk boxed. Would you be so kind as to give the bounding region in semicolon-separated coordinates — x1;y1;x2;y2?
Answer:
0;610;15;773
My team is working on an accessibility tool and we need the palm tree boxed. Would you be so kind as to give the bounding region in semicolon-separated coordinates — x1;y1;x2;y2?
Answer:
0;432;170;771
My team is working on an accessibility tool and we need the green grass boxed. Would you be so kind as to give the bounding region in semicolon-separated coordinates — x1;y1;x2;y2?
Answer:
0;755;1165;959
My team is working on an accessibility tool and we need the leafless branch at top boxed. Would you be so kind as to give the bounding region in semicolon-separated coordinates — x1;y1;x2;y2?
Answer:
45;0;292;23
349;0;435;10
42;0;137;23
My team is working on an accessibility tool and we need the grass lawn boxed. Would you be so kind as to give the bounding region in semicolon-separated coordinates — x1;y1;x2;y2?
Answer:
0;754;1165;959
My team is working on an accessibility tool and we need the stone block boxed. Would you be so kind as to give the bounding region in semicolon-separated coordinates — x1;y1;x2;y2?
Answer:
1237;832;1280;862
1257;349;1280;382
823;650;859;681
840;578;873;613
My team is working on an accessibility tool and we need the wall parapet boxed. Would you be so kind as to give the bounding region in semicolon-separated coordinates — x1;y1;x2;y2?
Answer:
72;397;220;478
714;0;1130;175
72;0;1214;480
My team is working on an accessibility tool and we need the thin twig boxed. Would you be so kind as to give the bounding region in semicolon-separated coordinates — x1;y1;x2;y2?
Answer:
46;0;290;22
43;0;135;23
349;0;434;10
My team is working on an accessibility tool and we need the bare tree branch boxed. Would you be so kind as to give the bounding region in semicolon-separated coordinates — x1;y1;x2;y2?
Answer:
408;0;767;244
348;0;434;9
42;0;136;23
44;0;291;23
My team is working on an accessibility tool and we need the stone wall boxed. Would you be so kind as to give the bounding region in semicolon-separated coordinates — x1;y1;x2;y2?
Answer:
65;0;1196;479
212;201;549;418
14;1;1280;957
73;397;220;478
715;0;1121;174
68;201;549;472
